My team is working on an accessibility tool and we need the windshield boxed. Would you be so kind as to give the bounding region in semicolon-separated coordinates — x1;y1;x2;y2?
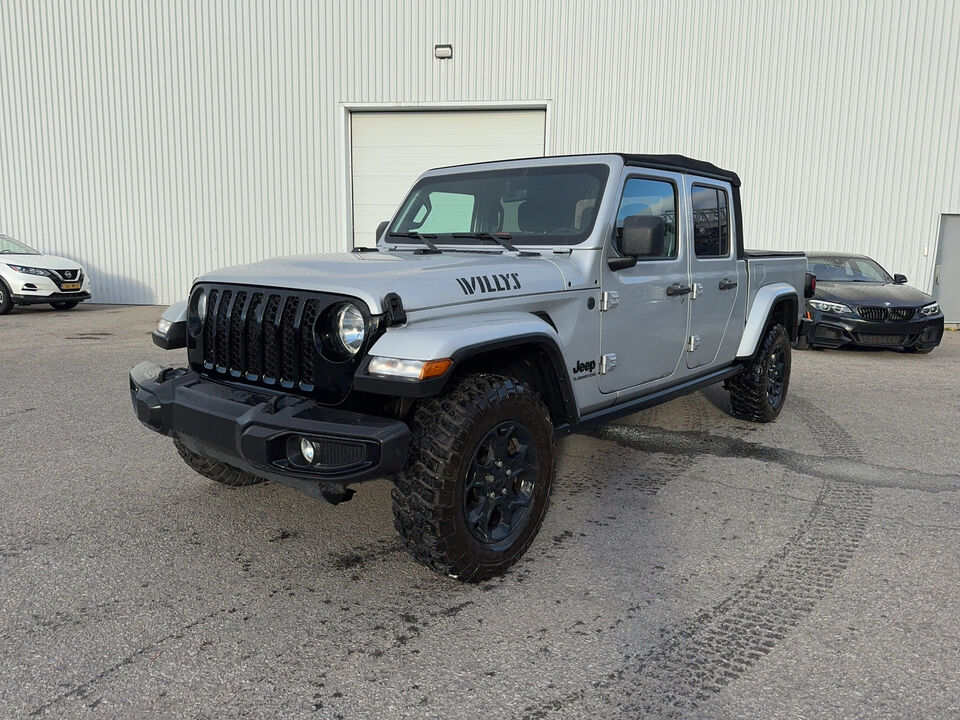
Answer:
807;255;893;283
0;234;40;255
388;164;610;246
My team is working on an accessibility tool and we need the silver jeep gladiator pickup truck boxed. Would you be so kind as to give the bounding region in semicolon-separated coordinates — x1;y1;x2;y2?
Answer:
131;153;811;581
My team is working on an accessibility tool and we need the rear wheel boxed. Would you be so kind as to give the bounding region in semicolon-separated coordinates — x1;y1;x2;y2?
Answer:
50;300;79;310
0;282;12;315
173;437;266;486
392;374;555;582
728;323;792;423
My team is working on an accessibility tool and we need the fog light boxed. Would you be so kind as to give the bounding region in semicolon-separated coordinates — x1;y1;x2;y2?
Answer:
300;437;315;463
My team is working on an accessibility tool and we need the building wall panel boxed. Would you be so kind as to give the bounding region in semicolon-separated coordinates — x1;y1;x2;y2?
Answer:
0;0;956;304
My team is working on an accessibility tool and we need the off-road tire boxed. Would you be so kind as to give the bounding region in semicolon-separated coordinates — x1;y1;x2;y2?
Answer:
728;323;791;423
173;437;266;486
392;374;555;582
0;281;12;315
50;300;79;310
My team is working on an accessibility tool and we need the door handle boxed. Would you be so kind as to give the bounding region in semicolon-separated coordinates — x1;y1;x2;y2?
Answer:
719;278;738;290
666;283;692;296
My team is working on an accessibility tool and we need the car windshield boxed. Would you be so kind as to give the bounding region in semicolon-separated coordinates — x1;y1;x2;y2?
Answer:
807;255;893;283
0;234;40;255
388;164;609;246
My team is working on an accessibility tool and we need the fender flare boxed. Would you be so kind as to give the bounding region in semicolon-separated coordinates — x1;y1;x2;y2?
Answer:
353;311;578;422
153;300;189;349
736;283;799;358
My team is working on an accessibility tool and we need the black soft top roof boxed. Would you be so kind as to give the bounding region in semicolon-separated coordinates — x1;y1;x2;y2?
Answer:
431;153;741;186
619;154;741;187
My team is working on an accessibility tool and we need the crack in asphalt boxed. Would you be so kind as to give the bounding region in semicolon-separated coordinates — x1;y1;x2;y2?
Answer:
27;607;232;717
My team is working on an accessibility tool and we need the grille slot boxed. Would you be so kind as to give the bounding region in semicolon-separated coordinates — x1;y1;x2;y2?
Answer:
888;307;915;321
190;284;373;404
857;306;887;321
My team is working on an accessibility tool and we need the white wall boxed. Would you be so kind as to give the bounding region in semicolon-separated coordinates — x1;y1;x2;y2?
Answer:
1;0;957;304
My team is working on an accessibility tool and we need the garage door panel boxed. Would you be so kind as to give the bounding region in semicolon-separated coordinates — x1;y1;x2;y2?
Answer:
350;110;546;247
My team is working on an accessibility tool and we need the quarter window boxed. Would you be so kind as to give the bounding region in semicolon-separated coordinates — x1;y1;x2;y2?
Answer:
615;178;678;259
691;185;730;258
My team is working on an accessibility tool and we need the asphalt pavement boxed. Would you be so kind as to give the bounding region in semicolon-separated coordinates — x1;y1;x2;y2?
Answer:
1;303;958;719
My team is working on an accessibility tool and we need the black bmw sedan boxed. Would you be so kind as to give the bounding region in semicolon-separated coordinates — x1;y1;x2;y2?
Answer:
800;253;943;353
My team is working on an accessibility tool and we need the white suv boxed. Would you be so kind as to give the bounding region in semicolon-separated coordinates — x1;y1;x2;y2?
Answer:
0;234;92;314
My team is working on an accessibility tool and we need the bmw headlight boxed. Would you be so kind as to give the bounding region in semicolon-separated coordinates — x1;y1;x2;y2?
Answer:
920;302;940;317
334;303;365;355
6;264;49;277
809;299;852;315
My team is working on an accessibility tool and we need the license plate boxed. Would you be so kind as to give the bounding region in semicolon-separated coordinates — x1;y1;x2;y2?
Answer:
61;282;81;290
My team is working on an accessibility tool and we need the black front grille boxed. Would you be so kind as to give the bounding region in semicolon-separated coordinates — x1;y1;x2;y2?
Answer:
888;307;915;321
189;284;377;404
858;306;917;322
857;306;887;321
49;269;84;290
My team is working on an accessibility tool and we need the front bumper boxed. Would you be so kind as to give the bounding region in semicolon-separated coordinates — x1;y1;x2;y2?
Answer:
804;312;944;349
129;362;409;502
7;272;91;302
12;290;92;305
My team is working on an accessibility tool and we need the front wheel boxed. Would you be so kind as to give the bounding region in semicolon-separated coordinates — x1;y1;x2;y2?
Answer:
392;374;555;582
728;323;792;423
50;300;79;310
904;344;935;354
174;437;266;486
0;281;12;315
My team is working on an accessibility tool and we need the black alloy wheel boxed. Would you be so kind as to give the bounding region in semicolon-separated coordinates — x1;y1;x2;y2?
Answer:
462;421;539;546
765;344;787;410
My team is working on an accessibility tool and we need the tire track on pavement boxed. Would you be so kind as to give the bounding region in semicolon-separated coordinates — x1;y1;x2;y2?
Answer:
525;397;874;719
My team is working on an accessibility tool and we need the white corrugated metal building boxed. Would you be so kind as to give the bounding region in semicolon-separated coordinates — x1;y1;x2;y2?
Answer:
1;0;958;310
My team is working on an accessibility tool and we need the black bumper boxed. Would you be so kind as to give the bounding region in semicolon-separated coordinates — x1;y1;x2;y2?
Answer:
804;313;944;349
13;291;91;305
129;362;409;502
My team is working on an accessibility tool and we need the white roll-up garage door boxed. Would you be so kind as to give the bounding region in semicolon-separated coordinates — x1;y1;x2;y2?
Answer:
350;109;546;247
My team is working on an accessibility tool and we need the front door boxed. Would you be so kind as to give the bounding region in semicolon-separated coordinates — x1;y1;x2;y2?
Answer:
933;214;960;323
686;180;740;369
599;171;690;393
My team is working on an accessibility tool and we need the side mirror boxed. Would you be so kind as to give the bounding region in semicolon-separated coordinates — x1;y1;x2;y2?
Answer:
376;220;389;242
609;215;665;271
893;273;907;284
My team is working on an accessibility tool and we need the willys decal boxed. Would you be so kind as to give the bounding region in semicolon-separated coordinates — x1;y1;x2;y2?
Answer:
456;273;521;296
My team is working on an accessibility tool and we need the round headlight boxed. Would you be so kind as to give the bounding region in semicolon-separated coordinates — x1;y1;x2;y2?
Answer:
335;303;365;355
197;290;208;320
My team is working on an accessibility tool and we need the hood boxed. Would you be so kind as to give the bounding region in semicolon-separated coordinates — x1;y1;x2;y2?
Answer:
197;250;572;313
2;253;85;271
815;281;934;308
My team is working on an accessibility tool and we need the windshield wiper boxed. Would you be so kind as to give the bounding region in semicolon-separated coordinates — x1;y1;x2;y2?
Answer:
451;232;540;256
387;231;441;254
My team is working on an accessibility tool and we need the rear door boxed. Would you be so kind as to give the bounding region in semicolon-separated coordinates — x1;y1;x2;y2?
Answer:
599;170;690;392
685;179;741;369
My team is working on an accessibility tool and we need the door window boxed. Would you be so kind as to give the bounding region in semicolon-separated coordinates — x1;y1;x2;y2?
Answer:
615;178;678;259
691;185;730;258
